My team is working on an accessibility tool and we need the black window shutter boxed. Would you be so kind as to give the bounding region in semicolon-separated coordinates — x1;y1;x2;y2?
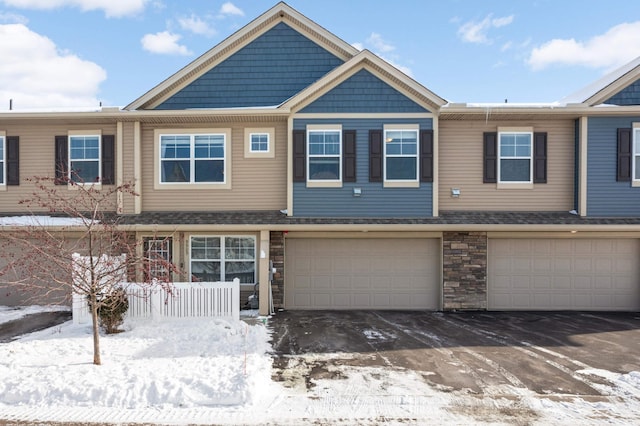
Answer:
102;134;115;185
6;136;19;185
54;135;68;185
343;130;356;182
292;130;306;182
420;129;433;182
483;132;497;183
369;130;383;182
533;132;547;184
617;128;632;182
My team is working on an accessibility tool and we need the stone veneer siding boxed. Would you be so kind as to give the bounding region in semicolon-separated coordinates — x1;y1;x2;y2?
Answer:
269;231;285;308
442;232;487;310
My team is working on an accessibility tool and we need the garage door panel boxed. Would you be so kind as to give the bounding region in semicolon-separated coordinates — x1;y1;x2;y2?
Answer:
490;238;640;311
286;238;439;310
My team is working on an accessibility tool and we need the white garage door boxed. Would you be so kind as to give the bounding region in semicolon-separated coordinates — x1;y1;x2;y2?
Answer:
285;238;440;310
489;238;640;311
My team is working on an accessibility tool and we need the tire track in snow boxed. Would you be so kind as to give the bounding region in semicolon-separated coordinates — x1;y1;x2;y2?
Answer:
441;315;640;399
369;311;528;392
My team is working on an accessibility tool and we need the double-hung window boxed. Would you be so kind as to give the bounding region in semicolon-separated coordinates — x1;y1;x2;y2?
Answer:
384;127;418;182
307;129;341;182
160;133;225;184
190;236;256;284
633;127;640;181
69;135;100;183
144;237;173;282
498;131;532;183
0;135;4;185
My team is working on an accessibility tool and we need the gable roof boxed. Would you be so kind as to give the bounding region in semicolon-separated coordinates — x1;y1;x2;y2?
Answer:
560;56;640;106
282;50;448;113
125;2;359;111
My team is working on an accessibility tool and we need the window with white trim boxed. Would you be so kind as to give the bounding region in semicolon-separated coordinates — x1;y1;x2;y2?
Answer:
498;131;532;183
160;133;225;183
250;133;269;153
0;135;4;185
307;129;341;181
384;129;418;181
69;135;100;183
633;128;640;180
145;237;172;282
190;236;256;284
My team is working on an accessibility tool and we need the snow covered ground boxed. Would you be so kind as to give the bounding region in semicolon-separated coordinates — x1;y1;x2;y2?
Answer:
0;306;639;425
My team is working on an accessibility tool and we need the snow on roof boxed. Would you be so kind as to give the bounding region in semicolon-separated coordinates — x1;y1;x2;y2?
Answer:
463;102;562;108
560;56;640;104
0;106;105;113
0;216;89;226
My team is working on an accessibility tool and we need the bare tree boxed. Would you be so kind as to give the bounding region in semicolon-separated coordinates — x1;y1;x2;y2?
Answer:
0;176;177;365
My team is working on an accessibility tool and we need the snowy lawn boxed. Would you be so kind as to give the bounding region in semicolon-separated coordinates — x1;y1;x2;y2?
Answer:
1;307;639;425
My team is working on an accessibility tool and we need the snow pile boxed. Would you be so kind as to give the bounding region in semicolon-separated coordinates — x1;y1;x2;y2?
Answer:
0;317;274;410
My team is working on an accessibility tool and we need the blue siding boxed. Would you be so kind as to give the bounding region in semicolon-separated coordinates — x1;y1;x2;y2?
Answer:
300;69;429;113
156;23;344;109
587;116;640;216
605;79;640;105
293;118;433;217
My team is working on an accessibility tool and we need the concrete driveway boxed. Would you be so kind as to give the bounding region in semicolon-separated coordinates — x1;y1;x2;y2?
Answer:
269;310;640;422
0;311;71;343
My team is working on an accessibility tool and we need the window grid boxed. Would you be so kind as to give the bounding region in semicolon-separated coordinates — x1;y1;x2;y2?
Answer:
69;135;100;183
498;132;532;183
0;136;4;185
250;133;269;152
307;130;341;181
160;134;225;184
633;128;640;180
384;129;418;181
146;238;172;281
190;236;256;284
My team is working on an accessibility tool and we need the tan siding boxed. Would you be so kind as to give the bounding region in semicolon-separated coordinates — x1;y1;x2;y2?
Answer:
141;121;287;211
121;122;137;214
0;123;118;213
439;119;574;211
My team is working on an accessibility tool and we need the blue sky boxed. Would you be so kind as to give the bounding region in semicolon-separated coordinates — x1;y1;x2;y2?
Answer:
1;0;639;109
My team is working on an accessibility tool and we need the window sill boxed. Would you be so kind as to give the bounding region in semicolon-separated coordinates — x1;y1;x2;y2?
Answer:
383;181;420;188
496;182;534;190
154;181;232;190
68;183;102;191
306;181;343;188
632;180;640;187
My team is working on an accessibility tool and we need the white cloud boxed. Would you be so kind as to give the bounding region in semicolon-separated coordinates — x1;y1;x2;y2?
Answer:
219;2;243;17
0;11;28;24
457;14;514;44
528;21;640;71
355;32;411;76
366;33;395;53
0;23;106;109
379;55;413;77
141;31;192;56
178;14;216;37
0;0;149;18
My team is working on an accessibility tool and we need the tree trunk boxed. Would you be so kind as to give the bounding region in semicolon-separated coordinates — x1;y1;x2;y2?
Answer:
90;294;101;365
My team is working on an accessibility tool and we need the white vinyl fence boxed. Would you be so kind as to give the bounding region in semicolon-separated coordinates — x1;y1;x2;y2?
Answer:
72;279;240;324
